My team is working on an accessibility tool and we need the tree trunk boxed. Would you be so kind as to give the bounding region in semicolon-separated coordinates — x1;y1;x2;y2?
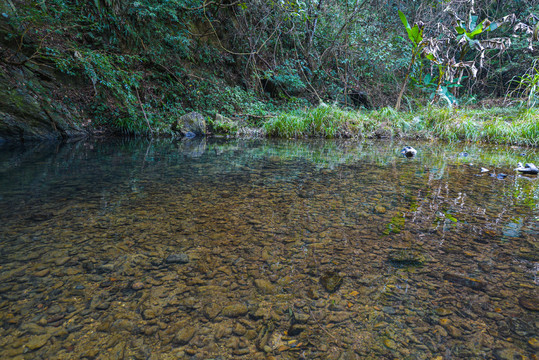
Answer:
395;51;417;111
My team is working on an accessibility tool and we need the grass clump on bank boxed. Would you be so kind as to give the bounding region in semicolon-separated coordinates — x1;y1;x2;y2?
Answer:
263;105;362;138
262;105;539;146
416;107;538;146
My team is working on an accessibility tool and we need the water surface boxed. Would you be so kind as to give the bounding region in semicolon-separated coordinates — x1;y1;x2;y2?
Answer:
0;138;538;359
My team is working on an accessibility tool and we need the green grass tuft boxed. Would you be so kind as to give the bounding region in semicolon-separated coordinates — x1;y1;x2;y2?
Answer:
262;105;539;146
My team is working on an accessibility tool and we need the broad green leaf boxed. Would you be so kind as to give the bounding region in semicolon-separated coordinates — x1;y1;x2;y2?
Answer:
410;25;423;44
410;26;419;42
468;21;484;38
423;74;432;85
398;10;411;30
416;26;424;43
406;27;414;43
455;25;466;35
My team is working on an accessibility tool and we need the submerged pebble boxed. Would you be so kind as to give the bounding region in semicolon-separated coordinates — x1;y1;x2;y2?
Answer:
518;296;539;311
131;281;145;290
0;140;536;360
175;326;196;345
320;271;343;293
166;253;189;264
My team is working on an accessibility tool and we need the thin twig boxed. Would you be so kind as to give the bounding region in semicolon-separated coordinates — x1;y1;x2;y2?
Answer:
309;308;342;345
135;87;153;135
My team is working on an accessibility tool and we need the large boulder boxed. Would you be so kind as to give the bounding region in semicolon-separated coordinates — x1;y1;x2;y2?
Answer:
171;112;206;137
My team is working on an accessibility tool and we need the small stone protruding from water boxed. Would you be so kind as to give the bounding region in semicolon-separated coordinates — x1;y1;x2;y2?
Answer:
165;253;189;264
401;146;417;158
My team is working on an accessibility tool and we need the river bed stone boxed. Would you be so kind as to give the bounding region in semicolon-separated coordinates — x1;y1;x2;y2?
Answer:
320;271;343;293
221;304;248;318
0;139;537;359
518;296;539;311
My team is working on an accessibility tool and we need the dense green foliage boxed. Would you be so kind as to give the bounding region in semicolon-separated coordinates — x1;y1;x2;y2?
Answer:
0;0;537;137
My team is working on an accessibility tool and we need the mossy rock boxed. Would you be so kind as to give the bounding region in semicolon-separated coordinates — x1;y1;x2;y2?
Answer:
211;113;238;135
171;111;206;137
0;66;86;142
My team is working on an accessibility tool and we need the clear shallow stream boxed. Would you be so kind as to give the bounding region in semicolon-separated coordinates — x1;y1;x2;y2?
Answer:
0;138;538;360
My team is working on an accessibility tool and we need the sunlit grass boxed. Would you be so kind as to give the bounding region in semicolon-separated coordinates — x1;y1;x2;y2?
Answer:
263;105;539;146
264;105;362;138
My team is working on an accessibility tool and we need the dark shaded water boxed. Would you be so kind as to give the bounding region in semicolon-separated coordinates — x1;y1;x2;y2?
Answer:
0;138;538;360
